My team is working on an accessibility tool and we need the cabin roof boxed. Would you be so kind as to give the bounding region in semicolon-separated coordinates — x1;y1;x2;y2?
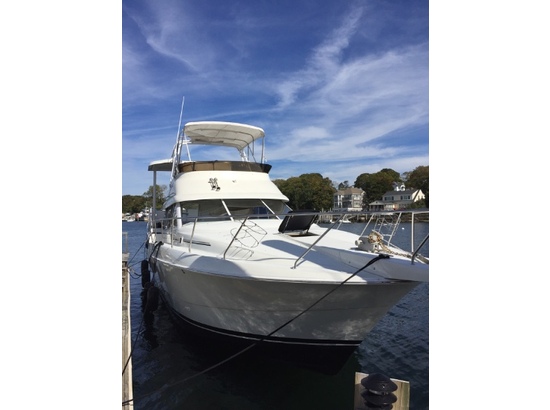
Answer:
148;158;173;172
184;121;265;151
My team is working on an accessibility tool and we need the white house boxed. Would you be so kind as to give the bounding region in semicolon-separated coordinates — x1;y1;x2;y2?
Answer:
368;183;425;211
333;187;365;212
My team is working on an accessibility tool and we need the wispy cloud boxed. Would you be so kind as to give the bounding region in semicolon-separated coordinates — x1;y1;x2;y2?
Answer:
122;0;429;194
274;5;365;108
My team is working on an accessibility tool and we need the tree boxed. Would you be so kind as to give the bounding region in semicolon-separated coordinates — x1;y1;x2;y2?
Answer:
122;195;147;214
143;184;167;210
274;173;335;211
337;180;350;190
122;184;167;213
354;173;370;191
379;168;401;182
404;166;429;207
404;166;428;193
355;169;401;207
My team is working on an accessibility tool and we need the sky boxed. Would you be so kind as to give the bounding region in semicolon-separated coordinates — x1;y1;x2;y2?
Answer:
122;0;429;195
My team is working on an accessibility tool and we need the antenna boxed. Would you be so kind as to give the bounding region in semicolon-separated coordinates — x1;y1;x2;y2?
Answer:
170;96;187;178
176;95;185;139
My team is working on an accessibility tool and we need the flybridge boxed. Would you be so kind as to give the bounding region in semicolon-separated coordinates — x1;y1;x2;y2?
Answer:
183;122;265;155
179;121;265;162
148;121;267;174
147;121;271;210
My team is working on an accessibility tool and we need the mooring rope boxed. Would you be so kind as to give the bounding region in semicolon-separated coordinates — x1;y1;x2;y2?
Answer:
367;231;412;259
122;244;160;378
125;231;153;279
122;238;162;407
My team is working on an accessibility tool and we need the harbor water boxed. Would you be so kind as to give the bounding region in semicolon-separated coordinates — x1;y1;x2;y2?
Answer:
122;221;429;409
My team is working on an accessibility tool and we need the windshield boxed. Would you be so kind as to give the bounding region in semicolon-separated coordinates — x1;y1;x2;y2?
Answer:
180;199;290;221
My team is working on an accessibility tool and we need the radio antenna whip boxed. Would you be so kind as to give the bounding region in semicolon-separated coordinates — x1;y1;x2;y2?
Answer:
179;96;191;161
171;96;188;178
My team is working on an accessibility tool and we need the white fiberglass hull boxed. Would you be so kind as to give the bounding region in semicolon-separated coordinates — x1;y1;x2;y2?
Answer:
147;235;419;347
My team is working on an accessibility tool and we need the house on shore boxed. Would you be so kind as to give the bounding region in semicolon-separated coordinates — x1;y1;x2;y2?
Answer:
332;187;365;212
331;183;425;213
368;182;425;211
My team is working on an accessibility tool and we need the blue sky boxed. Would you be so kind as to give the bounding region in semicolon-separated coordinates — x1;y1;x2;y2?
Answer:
122;0;429;195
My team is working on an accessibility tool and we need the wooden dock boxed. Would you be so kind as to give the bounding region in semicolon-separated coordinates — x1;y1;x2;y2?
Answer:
122;251;133;408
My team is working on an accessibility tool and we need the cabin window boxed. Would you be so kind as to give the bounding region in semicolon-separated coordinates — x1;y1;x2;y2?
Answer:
224;199;265;217
224;199;288;218
262;199;290;215
163;206;174;229
179;200;226;221
179;199;289;221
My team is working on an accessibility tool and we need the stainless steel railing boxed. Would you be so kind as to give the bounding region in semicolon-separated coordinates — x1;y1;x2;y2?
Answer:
147;209;429;265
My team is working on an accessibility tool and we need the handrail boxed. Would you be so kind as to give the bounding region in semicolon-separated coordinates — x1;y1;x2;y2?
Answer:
189;218;198;252
411;212;416;254
293;214;343;269
359;214;375;236
386;212;402;244
170;218;174;247
150;209;428;265
223;216;250;259
411;234;429;264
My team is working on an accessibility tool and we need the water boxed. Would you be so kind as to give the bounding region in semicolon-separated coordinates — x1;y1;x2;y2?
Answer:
123;221;429;409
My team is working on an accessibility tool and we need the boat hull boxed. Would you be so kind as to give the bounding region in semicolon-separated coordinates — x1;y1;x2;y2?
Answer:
147;251;418;372
160;295;362;375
